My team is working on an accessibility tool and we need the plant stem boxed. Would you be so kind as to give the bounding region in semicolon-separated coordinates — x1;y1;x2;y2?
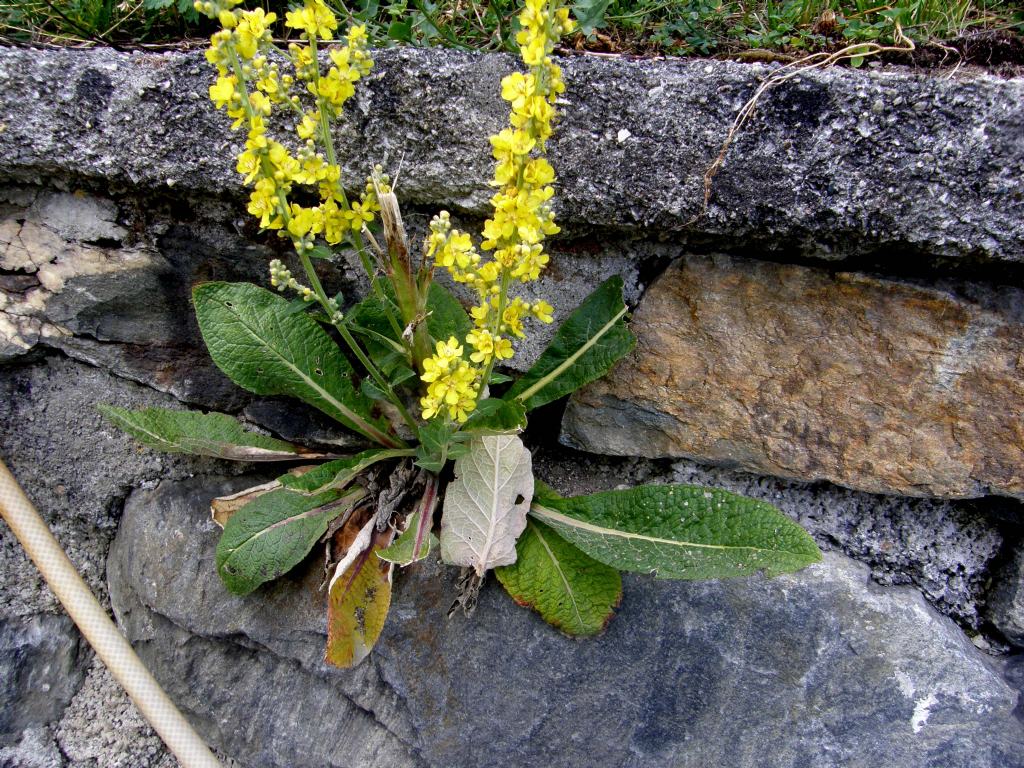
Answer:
229;45;418;443
295;248;421;438
309;33;406;342
475;269;511;405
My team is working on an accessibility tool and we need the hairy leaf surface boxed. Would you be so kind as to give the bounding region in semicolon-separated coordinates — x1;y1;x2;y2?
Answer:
210;479;282;528
98;405;314;461
462;398;527;434
216;486;364;595
326;516;394;668
505;276;635;411
530;484;822;579
426;282;472;345
193;282;399;447
496;519;621;636
440;435;533;575
278;448;411;495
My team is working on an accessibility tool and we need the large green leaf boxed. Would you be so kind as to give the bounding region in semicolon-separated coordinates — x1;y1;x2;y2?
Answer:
278;447;413;494
345;292;409;379
426;282;472;345
216;486;365;595
529;484;822;580
193;282;401;448
504;276;635;411
98;405;316;461
496;519;621;636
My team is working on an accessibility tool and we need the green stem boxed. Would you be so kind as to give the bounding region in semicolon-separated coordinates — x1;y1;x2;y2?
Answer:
228;46;417;444
308;34;406;344
295;249;421;438
474;269;511;406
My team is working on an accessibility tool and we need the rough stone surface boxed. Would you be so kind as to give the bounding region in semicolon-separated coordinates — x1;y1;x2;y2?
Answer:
108;474;1024;768
0;614;84;743
988;543;1024;646
563;254;1024;499
0;185;286;408
0;47;1021;266
2;40;1023;767
0;727;64;768
0;355;247;619
109;477;421;768
53;659;182;768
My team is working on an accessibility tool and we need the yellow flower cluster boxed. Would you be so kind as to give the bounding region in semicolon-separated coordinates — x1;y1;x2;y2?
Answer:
420;0;570;423
420;338;479;423
197;0;377;256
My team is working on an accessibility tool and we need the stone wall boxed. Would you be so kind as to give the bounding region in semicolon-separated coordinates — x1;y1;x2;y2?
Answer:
0;45;1022;767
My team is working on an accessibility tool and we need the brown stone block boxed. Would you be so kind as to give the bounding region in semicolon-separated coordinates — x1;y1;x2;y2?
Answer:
563;255;1024;499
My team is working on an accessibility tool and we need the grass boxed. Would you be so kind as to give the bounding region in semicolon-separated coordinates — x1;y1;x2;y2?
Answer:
0;0;1021;57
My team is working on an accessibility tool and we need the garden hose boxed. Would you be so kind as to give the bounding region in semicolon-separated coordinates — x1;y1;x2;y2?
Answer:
0;458;223;768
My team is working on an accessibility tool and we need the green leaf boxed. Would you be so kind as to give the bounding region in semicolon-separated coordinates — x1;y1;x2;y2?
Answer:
426;283;471;345
378;475;440;566
306;245;335;260
488;371;514;385
98;405;317;461
496;519;622;636
505;276;635;411
193;282;401;448
529;484;822;580
440;435;534;575
216;487;365;595
414;419;457;472
461;398;527;434
279;448;413;495
345;294;409;375
326;517;394;668
387;18;414;42
572;0;612;35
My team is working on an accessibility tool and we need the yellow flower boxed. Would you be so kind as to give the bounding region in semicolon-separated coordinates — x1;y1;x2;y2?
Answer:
209;75;237;109
235;149;261;184
531;299;554;323
296;112;319;140
285;0;337;40
247;178;282;229
466;328;494;363
236;8;276;59
500;72;534;111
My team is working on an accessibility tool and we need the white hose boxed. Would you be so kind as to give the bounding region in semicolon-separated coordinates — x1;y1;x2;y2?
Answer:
0;458;223;768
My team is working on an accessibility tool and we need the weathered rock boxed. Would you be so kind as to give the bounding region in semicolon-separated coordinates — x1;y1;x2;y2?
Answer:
0;614;84;744
0;727;63;768
109;477;421;768
563;254;1024;499
53;659;192;768
0;47;1022;266
107;475;1024;768
0;186;274;409
988;543;1024;647
0;355;245;618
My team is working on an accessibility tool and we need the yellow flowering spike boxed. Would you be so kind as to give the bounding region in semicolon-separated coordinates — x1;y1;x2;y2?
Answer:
414;0;573;422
